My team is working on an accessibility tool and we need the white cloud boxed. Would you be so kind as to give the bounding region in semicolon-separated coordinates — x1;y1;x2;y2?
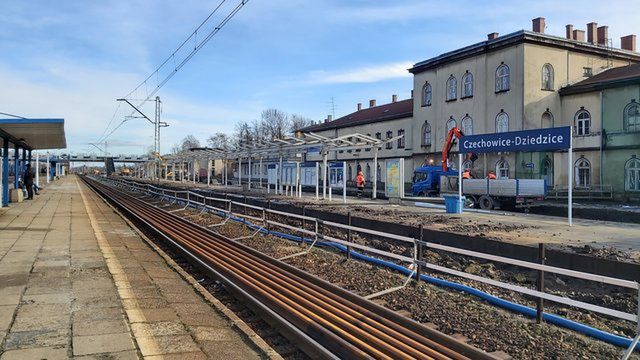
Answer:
307;61;413;85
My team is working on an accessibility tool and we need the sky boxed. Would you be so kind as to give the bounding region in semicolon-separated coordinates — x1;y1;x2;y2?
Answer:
1;0;638;155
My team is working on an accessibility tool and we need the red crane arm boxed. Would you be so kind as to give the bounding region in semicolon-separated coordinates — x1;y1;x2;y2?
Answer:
442;127;464;171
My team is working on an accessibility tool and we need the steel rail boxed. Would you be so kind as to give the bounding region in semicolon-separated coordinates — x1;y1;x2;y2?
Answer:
83;176;498;360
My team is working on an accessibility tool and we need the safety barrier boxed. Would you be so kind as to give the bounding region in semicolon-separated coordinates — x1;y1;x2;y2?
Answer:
106;176;640;355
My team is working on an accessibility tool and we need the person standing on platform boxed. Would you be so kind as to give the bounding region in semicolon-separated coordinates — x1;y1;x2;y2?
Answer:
356;170;365;197
24;164;35;200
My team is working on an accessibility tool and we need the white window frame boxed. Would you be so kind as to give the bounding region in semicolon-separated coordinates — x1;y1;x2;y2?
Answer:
422;121;431;146
575;109;591;136
495;111;509;133
422;82;432;106
625;158;640;191
462;72;473;98
541;111;554;128
574;158;591;188
624;102;640;132
495;64;510;92
461;116;473;135
446;75;457;101
446;118;457;133
496;160;509;179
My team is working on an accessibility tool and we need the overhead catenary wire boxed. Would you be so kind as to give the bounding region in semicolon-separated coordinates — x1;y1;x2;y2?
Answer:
0;111;27;119
96;0;250;144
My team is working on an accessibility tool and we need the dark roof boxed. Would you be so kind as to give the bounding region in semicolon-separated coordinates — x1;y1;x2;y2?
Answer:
559;63;640;95
410;30;640;74
300;99;413;132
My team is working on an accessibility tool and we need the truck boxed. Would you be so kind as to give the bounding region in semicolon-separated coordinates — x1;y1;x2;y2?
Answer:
411;166;547;211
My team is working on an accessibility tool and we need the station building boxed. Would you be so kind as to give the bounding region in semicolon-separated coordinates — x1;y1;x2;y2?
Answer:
301;18;640;199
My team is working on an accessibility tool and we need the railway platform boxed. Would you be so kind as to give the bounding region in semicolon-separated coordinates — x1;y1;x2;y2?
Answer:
0;176;266;359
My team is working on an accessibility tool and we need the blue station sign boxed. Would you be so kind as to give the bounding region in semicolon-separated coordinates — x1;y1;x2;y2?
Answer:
460;126;571;154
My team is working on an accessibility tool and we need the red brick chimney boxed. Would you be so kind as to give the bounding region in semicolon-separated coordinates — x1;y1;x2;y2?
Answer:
587;22;598;44
566;24;574;39
392;94;398;103
487;32;499;40
357;103;362;111
573;29;585;42
369;99;376;108
621;35;637;52
532;17;545;33
597;26;609;46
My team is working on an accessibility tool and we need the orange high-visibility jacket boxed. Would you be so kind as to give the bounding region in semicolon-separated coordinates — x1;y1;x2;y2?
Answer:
356;172;365;186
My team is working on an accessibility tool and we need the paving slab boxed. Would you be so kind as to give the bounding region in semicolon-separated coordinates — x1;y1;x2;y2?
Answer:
0;176;269;359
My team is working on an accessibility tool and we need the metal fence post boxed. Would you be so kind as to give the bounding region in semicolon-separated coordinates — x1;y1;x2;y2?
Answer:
346;212;352;260
537;243;546;324
417;224;423;283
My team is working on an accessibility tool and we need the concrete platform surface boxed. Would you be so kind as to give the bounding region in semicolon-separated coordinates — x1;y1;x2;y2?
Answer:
0;176;264;359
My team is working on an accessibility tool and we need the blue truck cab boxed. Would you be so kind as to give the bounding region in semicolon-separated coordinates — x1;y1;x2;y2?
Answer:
411;166;458;197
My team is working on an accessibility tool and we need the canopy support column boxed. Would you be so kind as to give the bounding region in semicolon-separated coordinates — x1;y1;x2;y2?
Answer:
372;148;378;200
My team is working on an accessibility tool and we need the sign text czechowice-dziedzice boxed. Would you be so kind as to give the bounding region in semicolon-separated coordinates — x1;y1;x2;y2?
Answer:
459;126;571;154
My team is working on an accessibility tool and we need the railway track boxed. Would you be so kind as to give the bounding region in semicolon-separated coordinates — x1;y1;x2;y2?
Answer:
82;176;498;360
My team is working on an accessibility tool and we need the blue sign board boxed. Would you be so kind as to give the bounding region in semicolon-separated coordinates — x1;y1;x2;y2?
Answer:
460;126;571;154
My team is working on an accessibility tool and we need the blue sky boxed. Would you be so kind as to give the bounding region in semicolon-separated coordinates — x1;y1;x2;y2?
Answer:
0;0;638;154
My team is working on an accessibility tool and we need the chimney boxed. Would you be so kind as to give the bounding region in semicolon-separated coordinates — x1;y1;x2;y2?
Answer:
369;99;376;108
487;32;499;40
621;35;637;52
532;17;545;33
392;94;398;103
357;103;362;111
597;26;608;46
566;24;574;39
587;22;598;44
573;29;585;42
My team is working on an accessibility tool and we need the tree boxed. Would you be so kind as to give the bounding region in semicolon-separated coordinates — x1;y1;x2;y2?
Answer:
207;133;230;149
261;108;288;140
233;121;252;147
289;114;314;133
180;135;201;152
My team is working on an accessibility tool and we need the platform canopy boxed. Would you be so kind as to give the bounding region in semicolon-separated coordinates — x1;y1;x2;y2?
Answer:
0;118;66;150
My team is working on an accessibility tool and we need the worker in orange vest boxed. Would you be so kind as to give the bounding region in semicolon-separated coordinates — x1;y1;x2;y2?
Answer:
356;170;366;197
487;171;497;179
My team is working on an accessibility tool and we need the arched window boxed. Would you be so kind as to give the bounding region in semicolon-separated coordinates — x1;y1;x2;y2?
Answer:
461;115;473;135
376;163;382;182
495;63;510;92
495;111;509;133
462;71;473;98
348;164;353;181
462;160;472;171
366;164;371;182
446;75;457;101
496;159;509;179
574;157;591;188
446;117;457;133
422;82;432;106
421;121;432;146
542;64;554;90
575;109;591;135
541;111;554;128
624;101;640;132
541;156;553;187
626;157;640;191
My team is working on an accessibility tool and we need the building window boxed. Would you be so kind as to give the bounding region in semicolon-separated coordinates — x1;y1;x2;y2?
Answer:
574;158;591;188
446;75;457;101
446;117;457;133
462;160;472;171
375;132;381;140
624;101;640;132
542;157;553;187
495;63;510;92
348;164;353;181
575;109;591;135
386;131;393;149
376;163;381;182
626;157;640;191
462;71;473;98
541;111;554;128
495;111;509;133
583;67;593;77
461;115;473;135
366;164;371;182
421;121;431;146
422;82;432;106
397;129;405;148
496;159;509;179
542;64;554;90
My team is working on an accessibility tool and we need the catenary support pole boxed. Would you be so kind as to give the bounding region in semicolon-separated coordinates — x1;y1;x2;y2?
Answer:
278;155;283;195
296;162;300;197
322;152;328;199
248;156;252;190
373;149;378;199
238;158;242;187
315;162;319;200
259;157;263;190
342;161;347;203
458;153;463;212
207;158;211;186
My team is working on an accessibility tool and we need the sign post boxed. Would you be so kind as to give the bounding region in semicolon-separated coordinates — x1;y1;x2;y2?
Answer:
460;126;572;226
